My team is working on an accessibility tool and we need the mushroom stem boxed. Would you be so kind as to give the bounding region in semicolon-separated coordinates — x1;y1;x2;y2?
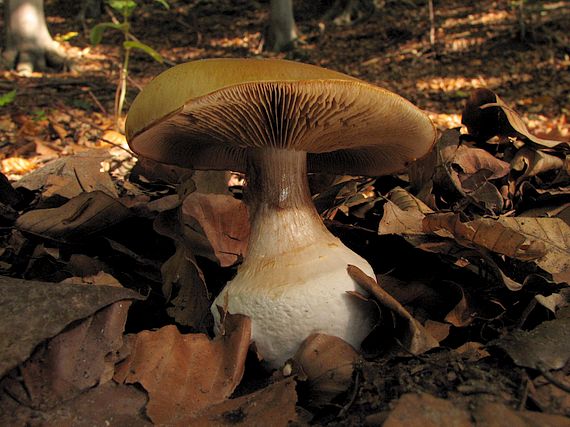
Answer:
213;147;376;368
244;148;334;262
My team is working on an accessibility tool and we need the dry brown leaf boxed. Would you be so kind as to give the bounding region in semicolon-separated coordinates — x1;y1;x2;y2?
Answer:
379;200;426;235
2;300;132;409
186;378;297;426
383;393;472;427
423;213;570;283
423;213;548;261
347;265;438;355
292;333;358;407
424;320;451;343
444;287;474;327
438;136;509;212
0;277;143;378
14;149;118;199
463;88;569;149
60;271;122;287
454;342;490;361
511;146;565;182
449;144;510;180
488;94;570;149
181;192;249;267
379;187;433;236
114;314;251;425
0;382;150;427
1;156;37;175
473;400;570;427
16;191;131;243
99;129;127;148
389;187;434;214
161;243;212;330
192;170;232;194
491;317;570;371
384;393;570;427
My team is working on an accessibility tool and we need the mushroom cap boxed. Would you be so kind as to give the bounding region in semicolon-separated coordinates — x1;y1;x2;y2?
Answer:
126;58;436;176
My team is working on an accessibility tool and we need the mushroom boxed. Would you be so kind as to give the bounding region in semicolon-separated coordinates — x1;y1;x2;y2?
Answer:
126;58;436;368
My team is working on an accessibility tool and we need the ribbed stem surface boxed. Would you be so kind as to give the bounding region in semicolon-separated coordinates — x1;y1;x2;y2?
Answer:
243;148;335;263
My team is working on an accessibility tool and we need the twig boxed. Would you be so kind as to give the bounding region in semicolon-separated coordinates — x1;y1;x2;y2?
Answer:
99;136;135;157
517;371;531;410
337;368;360;418
538;364;570;393
87;89;108;115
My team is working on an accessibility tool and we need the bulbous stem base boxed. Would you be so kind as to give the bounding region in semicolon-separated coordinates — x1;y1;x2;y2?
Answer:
213;148;376;368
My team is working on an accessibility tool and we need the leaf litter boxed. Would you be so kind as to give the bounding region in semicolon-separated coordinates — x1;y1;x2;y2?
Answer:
1;2;570;423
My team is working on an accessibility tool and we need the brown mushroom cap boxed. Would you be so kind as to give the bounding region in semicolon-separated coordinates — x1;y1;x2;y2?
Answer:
126;58;436;176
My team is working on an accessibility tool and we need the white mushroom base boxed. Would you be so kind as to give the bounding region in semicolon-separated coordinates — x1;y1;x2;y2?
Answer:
212;238;376;369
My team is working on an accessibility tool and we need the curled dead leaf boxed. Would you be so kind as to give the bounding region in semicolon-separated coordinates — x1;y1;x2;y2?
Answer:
114;313;251;425
16;191;131;243
3;300;132;410
347;265;438;355
510;146;565;183
0;276;143;378
181;192;249;267
292;333;358;407
422;213;549;262
462;88;569;149
14;149;118;200
186;377;297;426
490;317;570;371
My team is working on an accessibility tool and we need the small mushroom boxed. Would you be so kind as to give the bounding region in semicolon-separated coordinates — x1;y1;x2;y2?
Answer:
126;58;436;368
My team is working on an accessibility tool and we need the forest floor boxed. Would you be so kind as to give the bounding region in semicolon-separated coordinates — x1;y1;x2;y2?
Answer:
0;1;569;426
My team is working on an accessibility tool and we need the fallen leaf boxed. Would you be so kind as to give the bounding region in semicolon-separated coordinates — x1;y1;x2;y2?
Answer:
181;192;250;267
0;382;150;427
99;129;127;148
161;243;212;330
0;276;143;378
186;378;297;426
423;213;547;262
192;170;232;194
535;288;570;313
383;393;472;427
16;191;131;243
379;200;426;235
490;317;570;370
1;156;36;175
114;313;251;424
476;216;568;282
61;271;123;287
511;147;565;182
473;400;570;427
424;320;451;342
454;342;490;361
292;333;358;406
3;300;132;409
444;287;474;327
13;149;118;199
347;265;438;355
463;88;570;149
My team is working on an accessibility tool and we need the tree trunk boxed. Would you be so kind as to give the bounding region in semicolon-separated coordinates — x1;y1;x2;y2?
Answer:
267;0;298;52
3;0;66;74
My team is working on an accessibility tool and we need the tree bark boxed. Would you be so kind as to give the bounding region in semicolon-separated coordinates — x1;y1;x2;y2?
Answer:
267;0;298;52
3;0;66;74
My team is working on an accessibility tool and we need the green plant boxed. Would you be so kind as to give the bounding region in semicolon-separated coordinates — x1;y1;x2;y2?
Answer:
0;90;16;107
90;0;169;129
